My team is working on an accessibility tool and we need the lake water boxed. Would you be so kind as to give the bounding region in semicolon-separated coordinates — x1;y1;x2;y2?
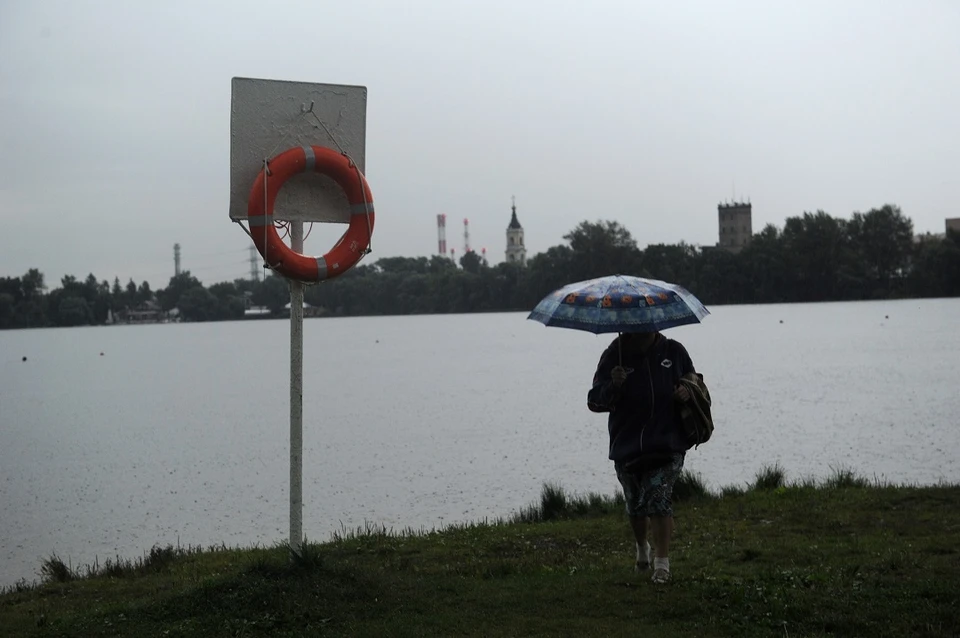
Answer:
1;299;959;586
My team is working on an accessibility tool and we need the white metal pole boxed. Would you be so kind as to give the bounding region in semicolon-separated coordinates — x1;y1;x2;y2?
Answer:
289;221;304;559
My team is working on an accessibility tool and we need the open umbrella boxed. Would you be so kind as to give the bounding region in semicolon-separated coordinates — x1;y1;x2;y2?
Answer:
527;274;709;335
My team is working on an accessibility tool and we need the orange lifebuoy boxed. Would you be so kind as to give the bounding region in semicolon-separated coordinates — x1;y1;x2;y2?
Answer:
246;145;375;282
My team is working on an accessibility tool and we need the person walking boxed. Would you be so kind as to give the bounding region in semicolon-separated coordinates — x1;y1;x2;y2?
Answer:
587;330;696;584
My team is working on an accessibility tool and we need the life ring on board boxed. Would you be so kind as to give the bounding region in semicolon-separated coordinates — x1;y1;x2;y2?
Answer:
246;145;375;282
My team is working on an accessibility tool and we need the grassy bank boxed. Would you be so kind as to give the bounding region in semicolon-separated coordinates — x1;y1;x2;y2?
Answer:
2;468;958;637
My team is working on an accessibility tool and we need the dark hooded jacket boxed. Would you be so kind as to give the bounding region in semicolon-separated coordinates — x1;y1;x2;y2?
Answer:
587;333;695;463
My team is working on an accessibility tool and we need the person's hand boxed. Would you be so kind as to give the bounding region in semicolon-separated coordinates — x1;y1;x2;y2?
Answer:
611;366;629;387
674;384;691;402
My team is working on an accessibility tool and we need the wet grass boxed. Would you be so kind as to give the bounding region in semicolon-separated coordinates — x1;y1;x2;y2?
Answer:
2;468;959;637
752;461;787;491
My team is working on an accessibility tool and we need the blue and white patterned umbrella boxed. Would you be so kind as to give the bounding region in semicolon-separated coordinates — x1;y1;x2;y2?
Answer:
527;274;709;334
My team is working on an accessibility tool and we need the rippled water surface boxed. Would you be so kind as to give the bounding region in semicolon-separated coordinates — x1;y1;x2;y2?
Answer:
2;298;958;585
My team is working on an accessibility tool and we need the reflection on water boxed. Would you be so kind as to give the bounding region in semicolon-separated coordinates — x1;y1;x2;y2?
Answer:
2;298;958;585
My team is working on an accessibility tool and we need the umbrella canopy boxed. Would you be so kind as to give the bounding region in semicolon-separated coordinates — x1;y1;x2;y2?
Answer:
527;274;709;334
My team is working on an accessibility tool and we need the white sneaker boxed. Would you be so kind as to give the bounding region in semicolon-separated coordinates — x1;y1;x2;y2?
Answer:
651;567;671;584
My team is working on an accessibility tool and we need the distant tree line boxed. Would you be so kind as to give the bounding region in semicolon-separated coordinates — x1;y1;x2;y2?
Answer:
2;204;958;329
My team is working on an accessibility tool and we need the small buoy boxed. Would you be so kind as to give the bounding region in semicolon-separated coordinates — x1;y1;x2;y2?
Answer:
885;315;889;319
22;356;27;362
779;320;784;324
100;352;104;356
375;340;379;344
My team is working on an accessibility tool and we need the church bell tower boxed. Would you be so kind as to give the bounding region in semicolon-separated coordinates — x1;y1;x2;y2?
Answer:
505;196;526;266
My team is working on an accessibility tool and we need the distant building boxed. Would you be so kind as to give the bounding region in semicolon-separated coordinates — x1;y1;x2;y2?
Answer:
124;299;164;324
947;218;960;234
244;306;272;319
505;197;527;266
718;201;753;253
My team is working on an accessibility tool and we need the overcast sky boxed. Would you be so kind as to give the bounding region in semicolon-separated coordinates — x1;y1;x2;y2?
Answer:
1;0;958;289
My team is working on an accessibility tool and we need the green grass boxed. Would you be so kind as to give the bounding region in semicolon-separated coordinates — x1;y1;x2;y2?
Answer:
753;462;787;491
2;471;959;637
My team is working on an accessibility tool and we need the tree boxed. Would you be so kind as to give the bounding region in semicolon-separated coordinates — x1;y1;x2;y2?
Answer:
0;293;15;328
738;224;788;303
847;204;914;296
137;281;153;305
428;256;458;275
57;296;92;326
562;220;642;280
459;250;484;275
780;211;851;301
697;247;747;304
178;287;221;321
89;279;112;323
943;231;960;296
252;274;290;314
159;272;201;310
375;257;431;275
83;273;99;303
232;278;256;295
523;245;574;306
125;279;138;308
641;243;698;289
111;277;123;308
13;300;46;328
21;269;44;299
209;281;238;300
0;276;23;304
908;231;960;297
208;282;247;320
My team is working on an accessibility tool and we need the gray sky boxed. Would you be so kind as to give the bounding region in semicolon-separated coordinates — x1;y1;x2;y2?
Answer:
1;0;958;289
